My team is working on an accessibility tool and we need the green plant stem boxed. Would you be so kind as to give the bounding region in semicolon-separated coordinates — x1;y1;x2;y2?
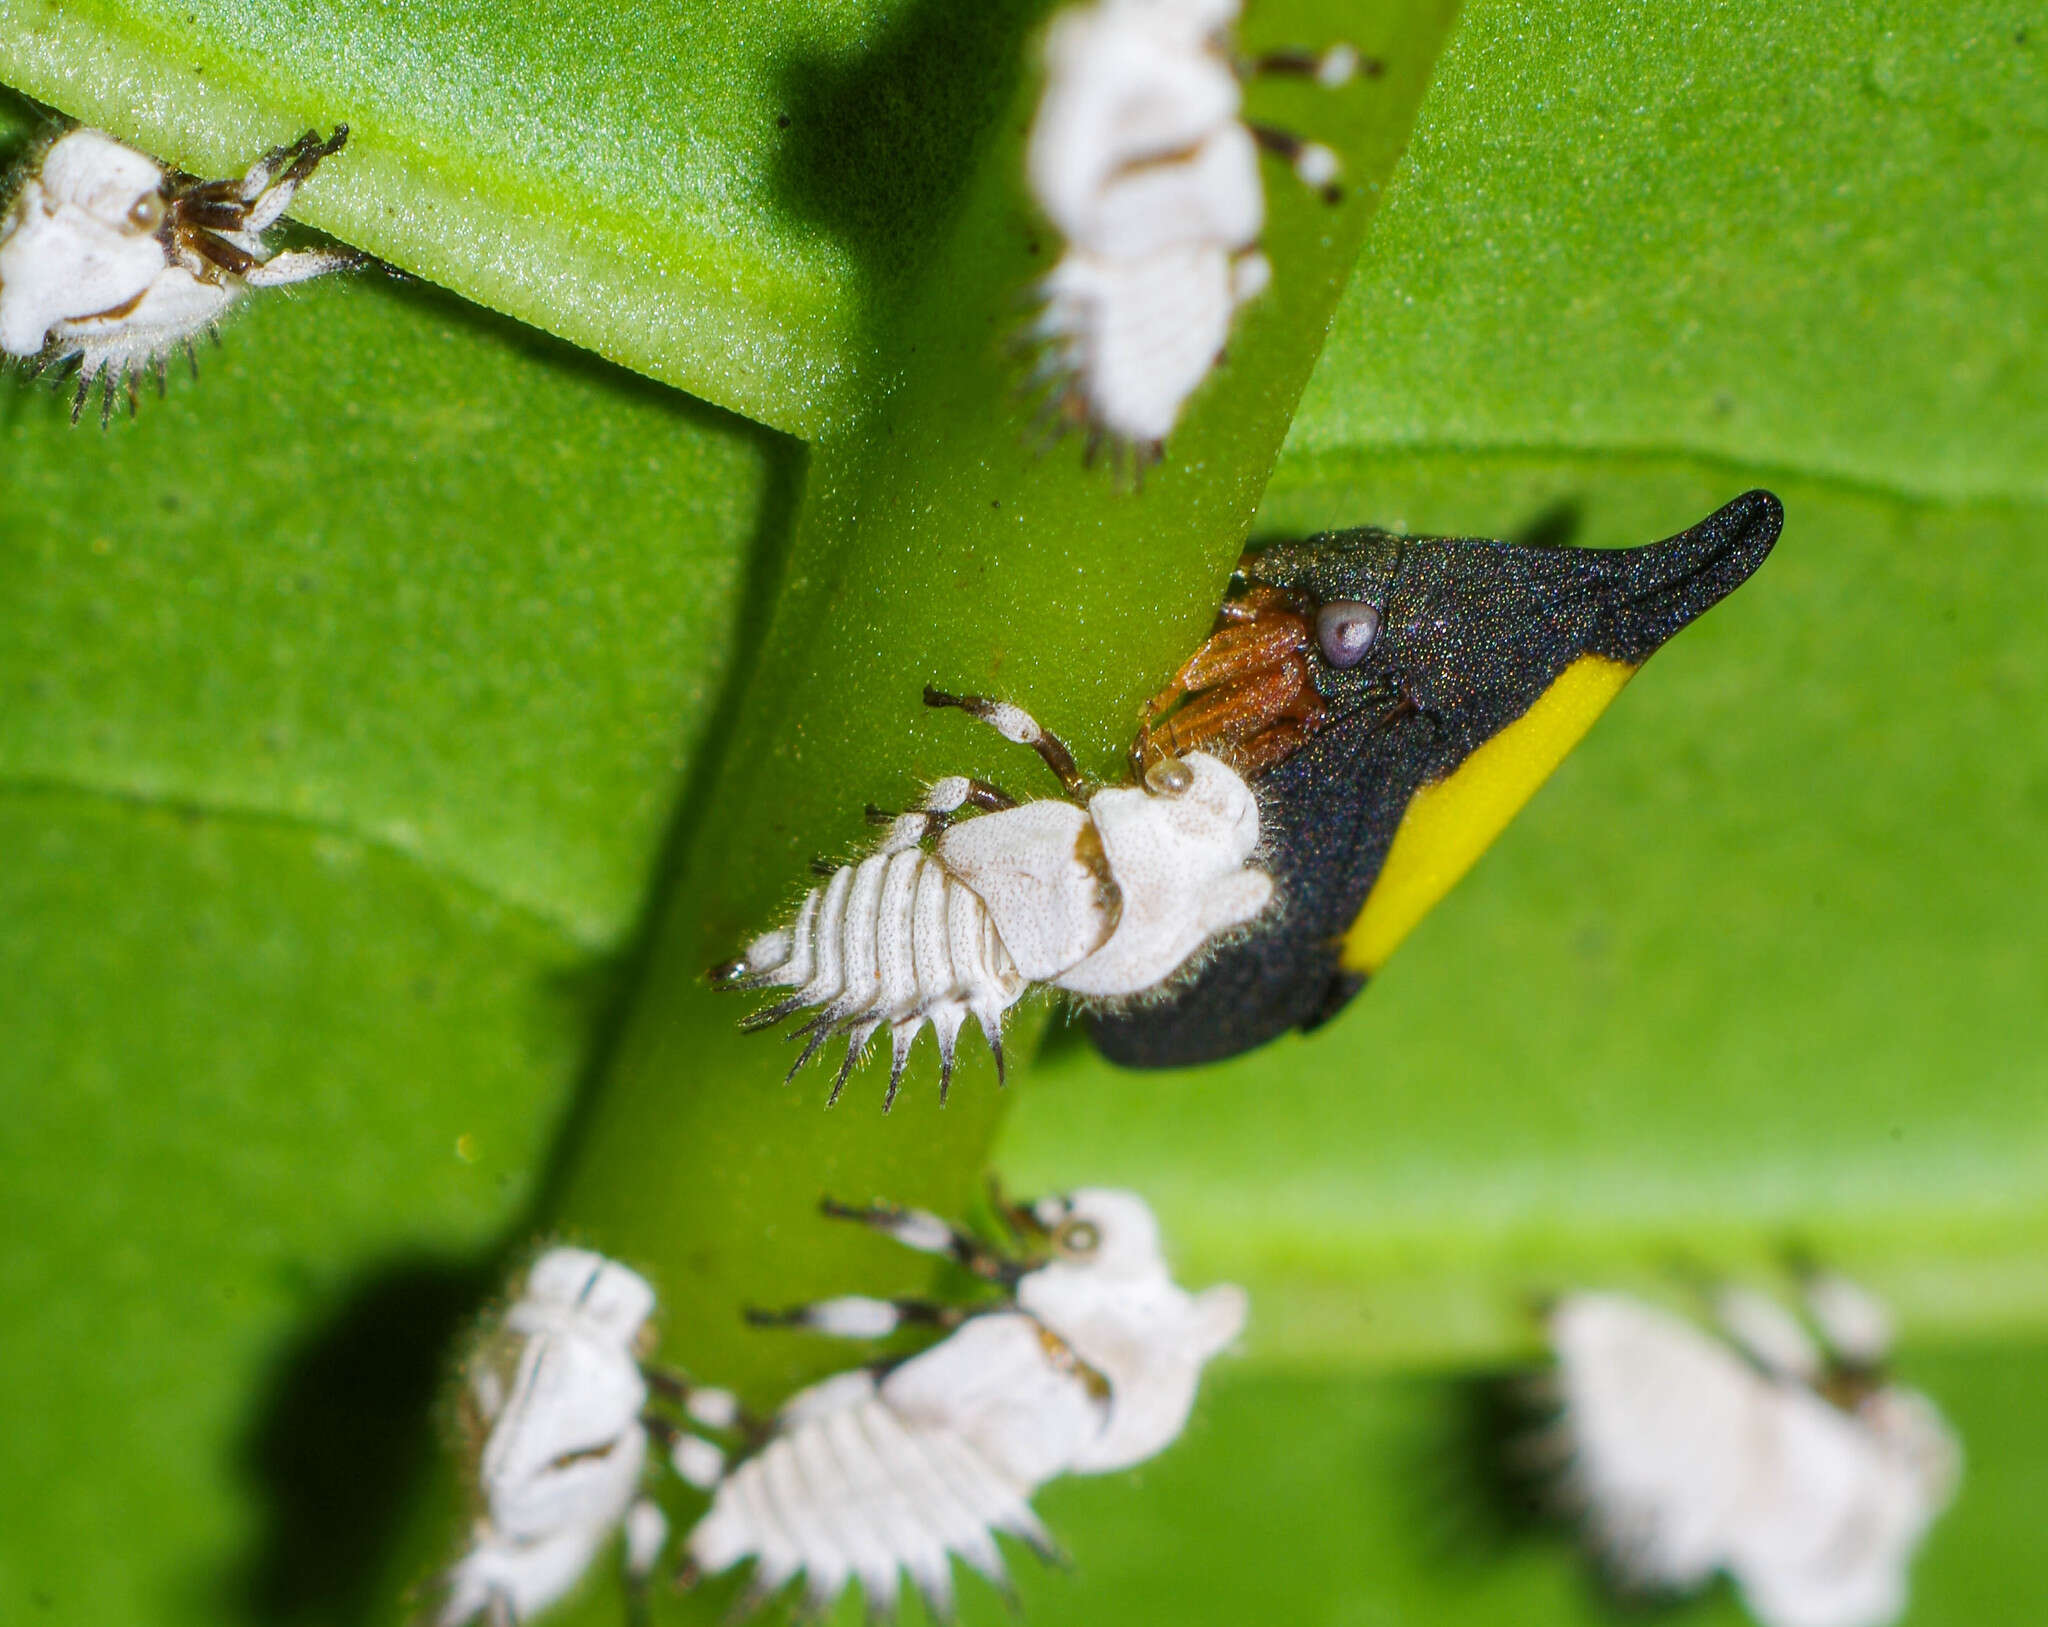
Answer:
374;3;1459;1618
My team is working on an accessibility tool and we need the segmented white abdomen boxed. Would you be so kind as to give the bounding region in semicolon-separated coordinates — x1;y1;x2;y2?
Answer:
679;1189;1248;1620
1023;3;1263;451
723;694;1271;1106
1019;0;1355;453
1030;241;1269;449
686;1368;1055;1621
437;1249;669;1627
733;836;1029;1106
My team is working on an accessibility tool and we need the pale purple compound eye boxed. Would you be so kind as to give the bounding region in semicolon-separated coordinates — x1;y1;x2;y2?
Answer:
1315;601;1380;669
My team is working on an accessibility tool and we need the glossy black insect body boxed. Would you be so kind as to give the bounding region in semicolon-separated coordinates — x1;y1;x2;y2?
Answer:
1091;490;1783;1068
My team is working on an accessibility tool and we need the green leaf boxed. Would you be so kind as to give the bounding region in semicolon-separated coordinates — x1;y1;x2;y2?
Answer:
1284;0;2048;503
0;98;796;1619
1;0;1461;1617
4;0;2044;1624
0;0;1071;433
0;791;589;1624
0;298;790;949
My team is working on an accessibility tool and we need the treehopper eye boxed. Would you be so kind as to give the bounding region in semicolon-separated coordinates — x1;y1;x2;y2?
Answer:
1092;489;1784;1067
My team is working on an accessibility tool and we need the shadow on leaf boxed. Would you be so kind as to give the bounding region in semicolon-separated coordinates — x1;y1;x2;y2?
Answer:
233;1255;491;1627
526;428;808;1219
1513;495;1586;552
766;0;1050;343
1399;1370;1728;1624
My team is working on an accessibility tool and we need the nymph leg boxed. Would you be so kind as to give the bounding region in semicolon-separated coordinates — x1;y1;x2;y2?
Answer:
820;1197;1028;1287
744;1296;978;1338
923;686;1087;799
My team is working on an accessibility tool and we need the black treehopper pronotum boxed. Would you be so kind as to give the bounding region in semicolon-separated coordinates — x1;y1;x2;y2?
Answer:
1089;490;1784;1069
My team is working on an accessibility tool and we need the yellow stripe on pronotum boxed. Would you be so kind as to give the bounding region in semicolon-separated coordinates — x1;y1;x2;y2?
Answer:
1090;490;1782;1069
1342;655;1637;973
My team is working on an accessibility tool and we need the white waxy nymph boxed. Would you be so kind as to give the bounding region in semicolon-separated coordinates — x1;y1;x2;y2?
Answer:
1546;1281;1960;1627
681;1187;1248;1620
1021;0;1359;455
438;1248;677;1626
0;125;359;423
716;687;1273;1108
